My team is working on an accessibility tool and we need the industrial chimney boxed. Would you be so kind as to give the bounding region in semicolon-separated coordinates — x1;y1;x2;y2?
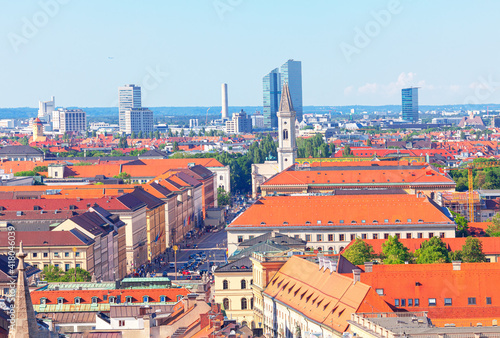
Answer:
221;83;228;120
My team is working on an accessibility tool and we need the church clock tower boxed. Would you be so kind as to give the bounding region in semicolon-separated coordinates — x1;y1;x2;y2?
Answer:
277;83;297;172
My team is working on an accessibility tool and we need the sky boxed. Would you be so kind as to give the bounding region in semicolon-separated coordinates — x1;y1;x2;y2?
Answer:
1;0;500;108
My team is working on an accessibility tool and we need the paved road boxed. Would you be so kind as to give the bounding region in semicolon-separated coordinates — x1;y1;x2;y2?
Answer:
162;229;228;280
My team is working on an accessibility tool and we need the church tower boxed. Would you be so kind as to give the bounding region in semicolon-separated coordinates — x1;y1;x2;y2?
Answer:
277;83;297;172
32;118;44;142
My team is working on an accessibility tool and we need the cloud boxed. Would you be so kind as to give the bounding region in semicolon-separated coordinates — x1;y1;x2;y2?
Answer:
343;85;354;96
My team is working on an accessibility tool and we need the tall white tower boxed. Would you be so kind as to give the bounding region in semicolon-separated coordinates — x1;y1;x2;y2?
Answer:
119;84;142;132
277;83;297;172
38;96;55;120
221;83;228;120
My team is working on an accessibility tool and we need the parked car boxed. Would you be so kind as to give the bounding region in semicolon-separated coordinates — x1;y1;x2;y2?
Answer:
169;263;175;269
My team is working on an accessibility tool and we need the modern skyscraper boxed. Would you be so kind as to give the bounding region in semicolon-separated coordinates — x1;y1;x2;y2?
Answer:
280;59;303;122
277;83;297;172
402;87;419;122
124;108;154;135
221;83;228;120
262;68;281;129
38;96;55;120
119;84;142;132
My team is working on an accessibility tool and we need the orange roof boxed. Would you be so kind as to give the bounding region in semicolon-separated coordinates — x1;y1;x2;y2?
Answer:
264;256;392;333
263;163;455;187
355;262;500;326
341;237;500;255
229;195;454;227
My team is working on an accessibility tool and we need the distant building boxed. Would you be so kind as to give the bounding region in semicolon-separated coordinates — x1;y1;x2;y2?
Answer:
119;84;142;132
280;59;303;122
225;110;252;134
263;68;281;129
251;111;265;129
38;95;55;120
189;119;199;128
402;87;419;122
458;111;485;129
58;109;87;134
124;108;154;135
32;117;47;142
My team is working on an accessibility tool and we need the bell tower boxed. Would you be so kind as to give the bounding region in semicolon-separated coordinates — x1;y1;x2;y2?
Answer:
277;83;297;172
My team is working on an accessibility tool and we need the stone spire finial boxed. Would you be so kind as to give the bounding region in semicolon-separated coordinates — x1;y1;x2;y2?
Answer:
279;83;294;113
17;241;27;271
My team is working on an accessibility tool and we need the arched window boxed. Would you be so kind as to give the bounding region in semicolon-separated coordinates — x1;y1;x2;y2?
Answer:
283;129;289;140
328;247;334;252
241;279;247;289
317;247;323;252
241;298;248;310
223;298;229;310
223;280;229;290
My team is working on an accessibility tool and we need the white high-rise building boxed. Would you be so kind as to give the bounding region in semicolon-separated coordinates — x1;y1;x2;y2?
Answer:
124;108;153;135
38;96;55;120
119;85;142;132
59;109;87;134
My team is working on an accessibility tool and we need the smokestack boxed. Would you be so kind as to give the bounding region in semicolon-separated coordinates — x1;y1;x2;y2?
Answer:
221;83;228;119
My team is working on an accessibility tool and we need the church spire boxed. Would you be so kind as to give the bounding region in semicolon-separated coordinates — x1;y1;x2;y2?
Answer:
279;82;294;113
12;241;40;337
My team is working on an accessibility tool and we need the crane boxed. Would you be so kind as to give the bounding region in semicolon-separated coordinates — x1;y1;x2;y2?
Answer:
446;160;500;222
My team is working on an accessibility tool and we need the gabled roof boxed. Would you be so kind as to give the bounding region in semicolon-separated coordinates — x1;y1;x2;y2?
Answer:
263;256;392;333
214;256;252;273
238;232;306;248
0;145;44;156
116;193;147;211
129;188;165;209
69;211;110;236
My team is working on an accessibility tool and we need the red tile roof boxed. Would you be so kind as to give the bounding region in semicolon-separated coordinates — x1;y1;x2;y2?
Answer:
229;195;454;227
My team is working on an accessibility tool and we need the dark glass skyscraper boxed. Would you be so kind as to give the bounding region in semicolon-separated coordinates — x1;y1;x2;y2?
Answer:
262;68;281;129
263;59;303;129
402;87;419;122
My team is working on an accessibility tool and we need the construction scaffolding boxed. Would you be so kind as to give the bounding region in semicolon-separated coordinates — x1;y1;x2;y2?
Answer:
437;191;481;222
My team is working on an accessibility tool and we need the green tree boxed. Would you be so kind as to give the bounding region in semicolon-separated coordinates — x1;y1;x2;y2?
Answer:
217;187;231;207
41;265;64;281
138;131;143;139
154;130;160;139
180;129;185;137
14;170;37;177
415;237;450;264
113;172;131;182
486;213;500;237
19;136;29;146
366;138;372;146
173;141;179;152
189;129;195;137
451;211;469;237
342;145;351;157
381;235;412;264
118;137;128;149
131;131;136;139
343;238;375;265
59;268;92;282
92;130;97;137
460;237;486;263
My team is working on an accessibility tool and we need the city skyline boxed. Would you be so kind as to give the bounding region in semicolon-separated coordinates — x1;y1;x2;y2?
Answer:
2;1;500;108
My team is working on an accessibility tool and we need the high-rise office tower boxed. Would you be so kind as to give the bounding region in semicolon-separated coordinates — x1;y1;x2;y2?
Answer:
124;108;154;135
402;87;419;122
59;109;87;134
262;68;281;129
119;84;142;132
221;83;228;119
280;59;303;123
38;96;55;120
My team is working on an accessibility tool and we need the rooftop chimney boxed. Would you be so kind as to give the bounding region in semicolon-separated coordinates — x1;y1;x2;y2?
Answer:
364;261;373;273
184;293;198;312
353;269;361;284
452;261;462;271
271;230;279;238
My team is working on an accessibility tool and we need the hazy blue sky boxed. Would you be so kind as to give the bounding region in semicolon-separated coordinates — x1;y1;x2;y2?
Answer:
1;0;500;108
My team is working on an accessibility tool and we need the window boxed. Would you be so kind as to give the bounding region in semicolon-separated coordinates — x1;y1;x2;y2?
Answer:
429;233;434;238
109;296;116;304
54;264;59;268
32;253;37;258
384;233;389;239
376;289;384;296
395;233;400;239
339;220;344;224
384;219;389;223
65;264;70;271
428;298;436;306
350;234;355;241
92;297;98;304
241;298;248;310
160;296;166;302
468;297;476;305
54;252;59;257
143;296;149;303
414;298;419;306
237;236;243;243
57;298;64;305
75;252;80;257
223;298;229;310
417;233;423;239
406;233;412;239
361;220;366;223
125;296;132;303
33;264;38;268
444;298;452;306
76;264;81;268
223;280;229;290
316;234;322;242
119;320;125;327
305;234;311;241
339;234;345;241
407;219;412;222
372;234;378;239
65;252;70;257
408;298;413;306
487;297;492;305
43;252;48;258
241;279;247;289
394;299;400;306
440;232;445;238
328;234;334;241
401;299;406;307
75;297;81;305
361;234;367;239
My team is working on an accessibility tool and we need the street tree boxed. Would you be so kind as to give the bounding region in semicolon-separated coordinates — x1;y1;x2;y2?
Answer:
415;237;450;264
381;235;412;264
343;238;375;265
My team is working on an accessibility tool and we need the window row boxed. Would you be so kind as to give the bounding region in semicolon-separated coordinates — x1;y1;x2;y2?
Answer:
31;251;81;258
222;279;253;290
222;298;253;310
41;294;172;305
394;297;491;307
